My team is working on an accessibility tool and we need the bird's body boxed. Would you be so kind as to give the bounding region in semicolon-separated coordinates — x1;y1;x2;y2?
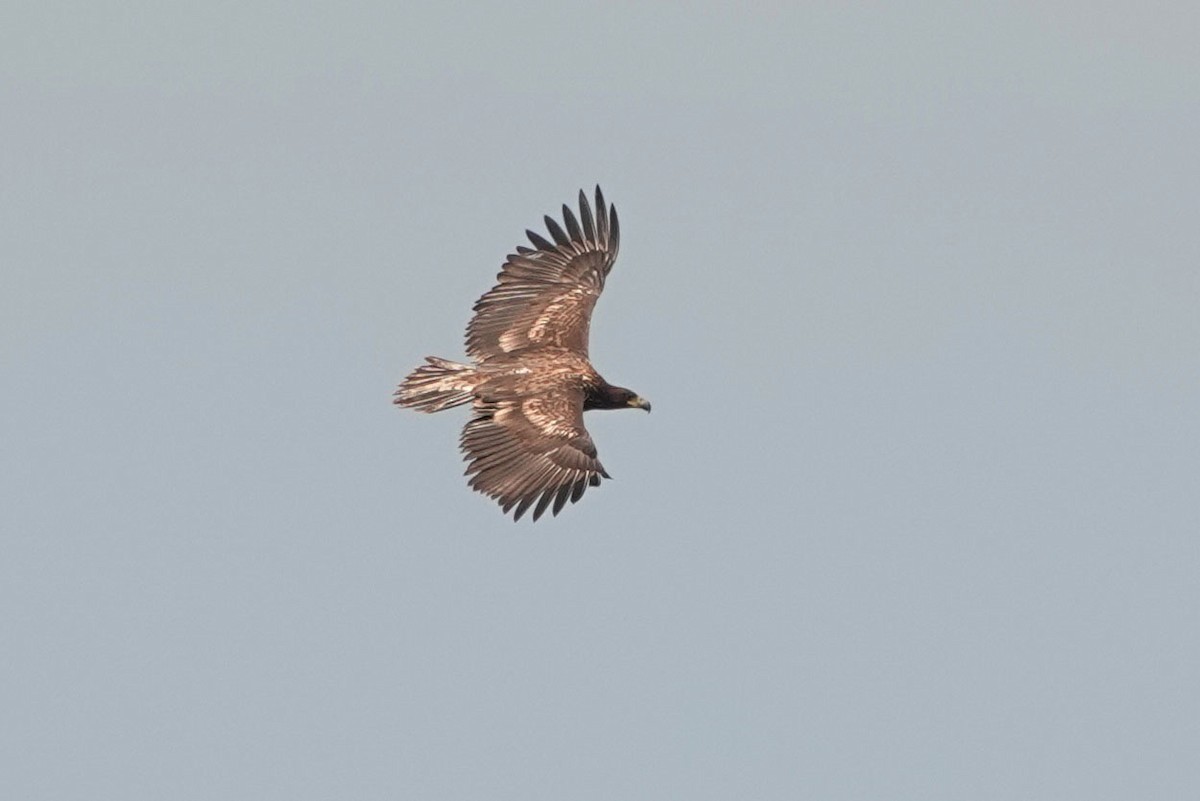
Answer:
394;187;650;521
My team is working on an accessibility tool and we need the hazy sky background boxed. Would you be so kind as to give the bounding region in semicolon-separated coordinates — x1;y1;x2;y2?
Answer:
4;3;1198;799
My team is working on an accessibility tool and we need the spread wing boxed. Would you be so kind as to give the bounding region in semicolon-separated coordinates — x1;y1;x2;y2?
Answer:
466;186;619;361
461;390;610;521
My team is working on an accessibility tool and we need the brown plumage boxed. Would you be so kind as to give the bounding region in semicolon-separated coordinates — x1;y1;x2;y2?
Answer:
394;187;651;521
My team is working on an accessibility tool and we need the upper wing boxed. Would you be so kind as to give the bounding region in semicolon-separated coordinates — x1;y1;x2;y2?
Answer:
461;390;610;521
466;186;619;361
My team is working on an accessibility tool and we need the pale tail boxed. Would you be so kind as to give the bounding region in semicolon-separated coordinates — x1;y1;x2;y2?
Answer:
394;357;478;412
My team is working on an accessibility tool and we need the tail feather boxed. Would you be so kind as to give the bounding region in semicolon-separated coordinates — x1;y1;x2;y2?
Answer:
394;357;478;412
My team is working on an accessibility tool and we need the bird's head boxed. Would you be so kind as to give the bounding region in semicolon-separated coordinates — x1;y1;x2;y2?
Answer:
587;385;651;412
614;387;651;412
626;394;651;413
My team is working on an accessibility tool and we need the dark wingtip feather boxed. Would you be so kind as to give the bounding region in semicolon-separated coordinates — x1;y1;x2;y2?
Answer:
526;229;555;251
543;215;571;248
594;187;609;245
552;482;572;516
577;190;596;245
532;489;555;521
512;494;535;521
561;204;583;243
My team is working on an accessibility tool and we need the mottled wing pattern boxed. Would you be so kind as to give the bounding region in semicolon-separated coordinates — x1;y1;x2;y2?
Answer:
461;390;610;521
466;186;619;361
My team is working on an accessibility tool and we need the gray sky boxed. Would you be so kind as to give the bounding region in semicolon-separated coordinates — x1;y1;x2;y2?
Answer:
3;3;1198;799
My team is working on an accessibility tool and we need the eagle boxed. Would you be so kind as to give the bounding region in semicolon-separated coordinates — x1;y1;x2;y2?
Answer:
394;187;651;522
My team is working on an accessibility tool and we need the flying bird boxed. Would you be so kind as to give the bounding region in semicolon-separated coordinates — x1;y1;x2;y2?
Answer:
394;187;651;521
